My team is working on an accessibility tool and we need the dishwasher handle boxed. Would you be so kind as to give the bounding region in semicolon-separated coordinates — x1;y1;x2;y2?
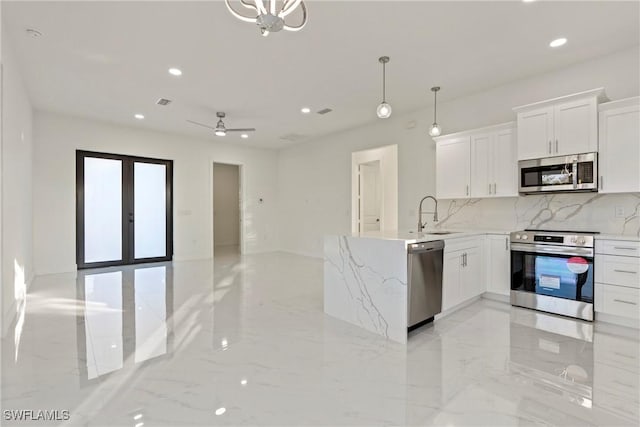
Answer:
408;240;445;253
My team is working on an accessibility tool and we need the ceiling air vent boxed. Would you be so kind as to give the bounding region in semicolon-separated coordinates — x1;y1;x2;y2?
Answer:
317;108;333;115
156;98;172;106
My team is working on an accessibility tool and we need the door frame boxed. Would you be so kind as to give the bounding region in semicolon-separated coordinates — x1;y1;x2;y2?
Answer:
76;150;174;269
210;161;245;256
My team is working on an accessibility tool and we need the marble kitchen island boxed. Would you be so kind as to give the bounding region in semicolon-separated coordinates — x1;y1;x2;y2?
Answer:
324;230;486;343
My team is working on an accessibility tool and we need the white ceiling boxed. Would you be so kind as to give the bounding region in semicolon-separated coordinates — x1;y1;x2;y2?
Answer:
4;1;639;149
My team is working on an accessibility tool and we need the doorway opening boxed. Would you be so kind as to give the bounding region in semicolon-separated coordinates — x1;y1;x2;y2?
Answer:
213;163;242;256
352;145;398;233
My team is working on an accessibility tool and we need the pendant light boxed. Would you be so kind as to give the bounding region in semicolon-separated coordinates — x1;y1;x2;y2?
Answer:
429;86;441;137
376;56;392;119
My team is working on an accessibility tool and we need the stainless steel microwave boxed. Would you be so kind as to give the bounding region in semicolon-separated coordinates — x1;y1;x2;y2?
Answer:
518;152;598;194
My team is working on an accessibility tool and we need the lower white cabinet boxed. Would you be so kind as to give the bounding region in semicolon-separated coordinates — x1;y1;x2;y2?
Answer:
595;239;640;324
442;237;484;311
485;234;511;296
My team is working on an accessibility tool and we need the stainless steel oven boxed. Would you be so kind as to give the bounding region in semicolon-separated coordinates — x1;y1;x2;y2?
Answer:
510;230;596;321
518;152;597;194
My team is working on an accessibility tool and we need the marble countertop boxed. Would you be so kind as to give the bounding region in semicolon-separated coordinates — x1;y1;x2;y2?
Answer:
351;229;639;243
352;229;509;244
596;234;640;242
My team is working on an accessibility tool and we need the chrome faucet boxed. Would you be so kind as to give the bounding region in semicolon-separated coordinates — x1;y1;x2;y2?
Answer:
418;195;439;232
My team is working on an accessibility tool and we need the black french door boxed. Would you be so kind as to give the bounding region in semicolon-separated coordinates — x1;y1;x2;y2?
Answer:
76;151;173;269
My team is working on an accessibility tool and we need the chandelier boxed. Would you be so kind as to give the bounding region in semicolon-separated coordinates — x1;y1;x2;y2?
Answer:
225;0;308;36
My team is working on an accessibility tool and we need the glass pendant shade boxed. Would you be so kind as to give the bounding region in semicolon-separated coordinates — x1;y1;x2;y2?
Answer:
377;102;392;119
215;130;226;137
429;86;442;136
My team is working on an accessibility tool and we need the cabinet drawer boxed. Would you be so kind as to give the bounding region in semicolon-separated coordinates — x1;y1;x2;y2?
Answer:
595;255;640;288
595;283;640;319
596;240;640;257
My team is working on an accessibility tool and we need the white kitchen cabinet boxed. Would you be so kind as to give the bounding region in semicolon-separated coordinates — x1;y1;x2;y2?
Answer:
594;238;640;327
470;124;517;198
435;136;470;199
598;97;640;194
485;234;511;296
516;106;554;160
437;122;516;200
514;88;606;160
442;237;484;311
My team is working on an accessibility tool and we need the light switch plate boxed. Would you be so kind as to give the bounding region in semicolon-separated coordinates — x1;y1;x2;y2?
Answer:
615;206;626;218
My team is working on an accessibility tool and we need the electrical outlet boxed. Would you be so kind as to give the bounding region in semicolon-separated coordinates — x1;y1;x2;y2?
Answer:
615;206;626;218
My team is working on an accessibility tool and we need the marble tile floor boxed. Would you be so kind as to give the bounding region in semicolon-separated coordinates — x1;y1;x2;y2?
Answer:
1;251;639;426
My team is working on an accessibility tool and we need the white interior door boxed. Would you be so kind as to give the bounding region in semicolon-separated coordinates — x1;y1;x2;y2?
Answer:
359;161;381;232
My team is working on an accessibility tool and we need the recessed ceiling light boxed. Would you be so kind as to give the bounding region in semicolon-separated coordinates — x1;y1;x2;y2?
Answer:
301;107;311;114
215;408;226;416
168;68;182;76
240;134;249;139
522;0;536;3
549;37;567;48
134;114;145;120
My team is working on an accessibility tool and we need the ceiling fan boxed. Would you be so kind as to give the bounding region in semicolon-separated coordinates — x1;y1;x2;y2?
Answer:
187;112;256;137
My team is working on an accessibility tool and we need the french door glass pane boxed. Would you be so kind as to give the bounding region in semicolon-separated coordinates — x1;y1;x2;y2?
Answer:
84;158;122;263
84;271;123;379
134;266;167;363
134;162;167;259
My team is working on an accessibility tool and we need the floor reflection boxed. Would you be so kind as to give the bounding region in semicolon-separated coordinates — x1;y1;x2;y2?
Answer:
76;264;174;383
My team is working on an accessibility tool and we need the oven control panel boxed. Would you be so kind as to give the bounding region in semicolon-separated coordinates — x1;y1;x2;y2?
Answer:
510;231;595;248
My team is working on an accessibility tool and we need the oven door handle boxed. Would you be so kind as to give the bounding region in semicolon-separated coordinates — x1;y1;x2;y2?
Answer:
510;243;594;257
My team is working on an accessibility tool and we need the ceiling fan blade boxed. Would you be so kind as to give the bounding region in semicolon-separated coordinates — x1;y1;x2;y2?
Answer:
186;120;218;130
226;128;256;132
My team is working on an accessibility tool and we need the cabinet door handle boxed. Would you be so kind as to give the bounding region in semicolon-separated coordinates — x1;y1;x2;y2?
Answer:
548;141;552;154
464;252;468;267
460;254;464;267
466;185;469;196
555;139;559;153
614;269;637;274
614;247;638;251
613;299;637;306
599;176;603;190
493;183;497;194
505;237;509;251
489;183;492;194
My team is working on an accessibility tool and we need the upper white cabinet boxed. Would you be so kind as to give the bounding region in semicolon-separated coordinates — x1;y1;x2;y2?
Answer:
513;88;607;160
436;136;470;199
436;122;517;199
470;123;517;198
598;97;640;194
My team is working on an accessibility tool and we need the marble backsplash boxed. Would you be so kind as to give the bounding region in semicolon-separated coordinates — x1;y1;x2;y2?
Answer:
435;193;640;236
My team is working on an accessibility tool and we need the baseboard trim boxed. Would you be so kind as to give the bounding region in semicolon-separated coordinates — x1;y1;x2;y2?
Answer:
595;312;640;330
482;292;510;303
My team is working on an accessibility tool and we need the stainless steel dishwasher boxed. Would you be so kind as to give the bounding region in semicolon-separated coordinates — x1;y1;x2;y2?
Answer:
407;240;444;330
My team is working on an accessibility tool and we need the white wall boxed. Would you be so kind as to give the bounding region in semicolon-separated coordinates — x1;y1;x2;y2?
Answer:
33;112;279;275
1;29;34;336
278;47;640;257
213;163;240;247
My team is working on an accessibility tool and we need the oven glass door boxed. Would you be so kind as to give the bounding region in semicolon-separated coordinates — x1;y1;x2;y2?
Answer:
511;249;594;303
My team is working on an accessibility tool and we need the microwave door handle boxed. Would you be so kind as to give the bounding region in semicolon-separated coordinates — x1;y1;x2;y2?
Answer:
572;160;578;189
